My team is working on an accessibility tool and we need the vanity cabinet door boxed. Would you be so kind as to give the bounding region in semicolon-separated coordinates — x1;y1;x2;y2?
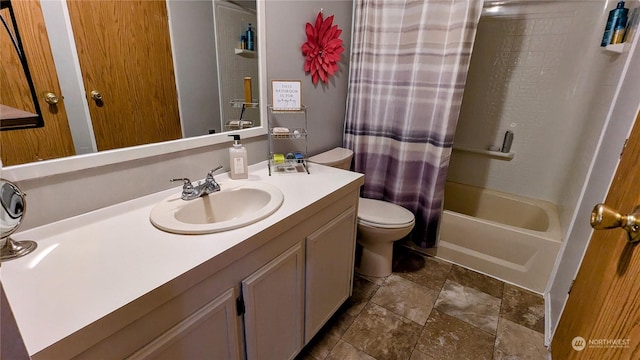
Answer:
242;242;305;360
304;207;357;342
126;287;243;360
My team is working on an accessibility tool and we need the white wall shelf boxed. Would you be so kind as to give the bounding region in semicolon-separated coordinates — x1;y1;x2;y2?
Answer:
235;48;257;58
230;99;259;108
603;43;629;54
453;146;515;160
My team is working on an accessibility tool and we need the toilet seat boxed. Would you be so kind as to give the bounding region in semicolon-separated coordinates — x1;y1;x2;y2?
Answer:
358;198;415;229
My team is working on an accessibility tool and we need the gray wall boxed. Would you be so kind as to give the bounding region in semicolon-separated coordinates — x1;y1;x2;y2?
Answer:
265;1;353;155
168;0;222;136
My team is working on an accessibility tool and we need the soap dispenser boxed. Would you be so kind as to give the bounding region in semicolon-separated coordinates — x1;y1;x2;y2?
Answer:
228;134;248;180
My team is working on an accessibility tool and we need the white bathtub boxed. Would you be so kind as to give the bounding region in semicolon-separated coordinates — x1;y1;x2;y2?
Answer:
433;181;562;293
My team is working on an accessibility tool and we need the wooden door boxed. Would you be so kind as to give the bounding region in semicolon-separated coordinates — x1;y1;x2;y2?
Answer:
0;0;75;166
551;111;640;359
66;0;181;151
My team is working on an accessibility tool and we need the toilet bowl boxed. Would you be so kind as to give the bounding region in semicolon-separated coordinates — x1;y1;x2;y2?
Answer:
308;148;416;277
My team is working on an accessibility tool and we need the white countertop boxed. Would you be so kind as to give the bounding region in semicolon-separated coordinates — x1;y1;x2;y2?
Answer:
0;161;363;356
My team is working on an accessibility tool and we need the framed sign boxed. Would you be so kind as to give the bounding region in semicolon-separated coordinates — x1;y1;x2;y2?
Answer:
271;80;302;110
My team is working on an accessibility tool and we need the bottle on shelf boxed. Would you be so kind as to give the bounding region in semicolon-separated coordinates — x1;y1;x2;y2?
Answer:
612;15;628;44
245;23;255;51
601;1;629;46
244;77;252;104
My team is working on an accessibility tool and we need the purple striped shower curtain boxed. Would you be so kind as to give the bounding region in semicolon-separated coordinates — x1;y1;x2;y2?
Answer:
344;0;482;248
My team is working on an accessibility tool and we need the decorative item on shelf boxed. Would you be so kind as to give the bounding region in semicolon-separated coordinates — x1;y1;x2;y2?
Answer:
301;11;344;85
271;80;302;111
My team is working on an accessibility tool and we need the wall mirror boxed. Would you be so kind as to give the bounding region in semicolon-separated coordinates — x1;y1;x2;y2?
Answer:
0;0;44;130
0;0;265;168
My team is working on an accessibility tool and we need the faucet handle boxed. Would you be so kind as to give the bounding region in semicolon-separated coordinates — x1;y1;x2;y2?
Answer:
207;165;224;178
205;166;224;192
170;177;193;186
170;178;197;197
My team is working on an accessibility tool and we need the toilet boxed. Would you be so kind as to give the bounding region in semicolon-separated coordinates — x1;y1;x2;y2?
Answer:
308;147;415;277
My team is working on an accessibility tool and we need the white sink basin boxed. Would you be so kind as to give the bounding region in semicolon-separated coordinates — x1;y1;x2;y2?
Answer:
150;181;284;234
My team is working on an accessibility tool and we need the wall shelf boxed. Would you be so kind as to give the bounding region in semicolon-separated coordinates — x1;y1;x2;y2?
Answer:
453;146;514;160
267;105;309;175
234;48;257;58
230;99;259;108
603;43;628;54
270;128;307;139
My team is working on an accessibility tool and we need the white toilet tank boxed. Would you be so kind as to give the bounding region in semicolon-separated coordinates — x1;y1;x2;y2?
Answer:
307;147;353;170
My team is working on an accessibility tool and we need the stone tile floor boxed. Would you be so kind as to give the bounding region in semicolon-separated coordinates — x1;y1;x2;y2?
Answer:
296;245;547;360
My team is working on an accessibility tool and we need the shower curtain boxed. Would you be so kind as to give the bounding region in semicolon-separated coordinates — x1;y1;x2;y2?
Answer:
344;0;482;248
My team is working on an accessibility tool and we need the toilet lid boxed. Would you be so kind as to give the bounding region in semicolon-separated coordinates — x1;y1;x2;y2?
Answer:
358;198;415;228
308;147;353;165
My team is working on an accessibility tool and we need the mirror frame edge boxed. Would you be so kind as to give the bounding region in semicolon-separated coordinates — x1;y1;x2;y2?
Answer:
1;0;268;182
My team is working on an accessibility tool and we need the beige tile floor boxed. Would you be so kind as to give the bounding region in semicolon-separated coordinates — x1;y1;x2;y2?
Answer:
296;245;548;360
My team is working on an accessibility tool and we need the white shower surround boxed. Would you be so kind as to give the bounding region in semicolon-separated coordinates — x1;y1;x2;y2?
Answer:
444;0;640;345
447;1;623;238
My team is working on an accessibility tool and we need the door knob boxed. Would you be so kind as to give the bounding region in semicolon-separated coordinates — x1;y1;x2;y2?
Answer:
591;204;640;243
90;90;103;101
44;92;59;105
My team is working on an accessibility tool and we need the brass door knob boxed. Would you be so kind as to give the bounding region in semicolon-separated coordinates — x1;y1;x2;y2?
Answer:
90;90;103;101
591;204;640;243
44;92;59;105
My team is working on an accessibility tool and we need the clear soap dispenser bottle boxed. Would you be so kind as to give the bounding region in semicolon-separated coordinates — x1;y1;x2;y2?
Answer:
228;134;248;180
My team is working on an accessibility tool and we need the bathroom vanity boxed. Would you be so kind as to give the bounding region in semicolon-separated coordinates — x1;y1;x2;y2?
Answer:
1;162;364;359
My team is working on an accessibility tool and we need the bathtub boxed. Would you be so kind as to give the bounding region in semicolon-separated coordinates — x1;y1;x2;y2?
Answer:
433;181;562;293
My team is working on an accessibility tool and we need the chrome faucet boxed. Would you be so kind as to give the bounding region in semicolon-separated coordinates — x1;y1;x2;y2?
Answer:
171;166;224;200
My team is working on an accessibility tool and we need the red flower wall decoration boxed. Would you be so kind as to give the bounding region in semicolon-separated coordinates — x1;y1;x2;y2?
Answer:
301;12;344;85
